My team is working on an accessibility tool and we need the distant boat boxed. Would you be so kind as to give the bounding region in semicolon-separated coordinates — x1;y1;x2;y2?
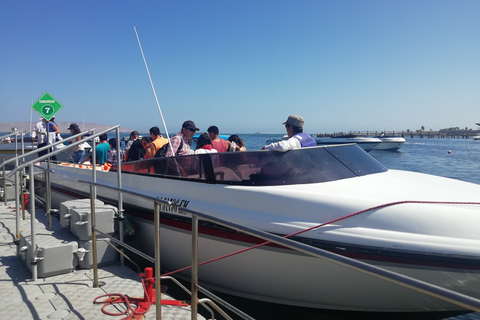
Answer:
192;133;229;142
472;135;480;141
372;135;406;151
265;135;288;144
315;134;381;153
0;138;38;163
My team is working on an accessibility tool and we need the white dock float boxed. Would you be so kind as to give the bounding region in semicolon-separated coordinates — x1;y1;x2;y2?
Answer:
0;200;206;320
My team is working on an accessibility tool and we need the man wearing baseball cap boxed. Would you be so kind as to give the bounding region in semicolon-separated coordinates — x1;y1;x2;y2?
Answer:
263;115;317;151
165;120;199;157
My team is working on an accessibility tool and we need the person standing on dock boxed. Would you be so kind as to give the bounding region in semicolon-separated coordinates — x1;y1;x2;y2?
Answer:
262;115;317;151
32;117;61;160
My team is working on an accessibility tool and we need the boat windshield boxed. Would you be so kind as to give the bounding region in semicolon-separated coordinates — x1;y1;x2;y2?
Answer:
119;144;387;186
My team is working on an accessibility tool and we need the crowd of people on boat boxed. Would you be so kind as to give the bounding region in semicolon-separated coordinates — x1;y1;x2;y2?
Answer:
34;114;315;166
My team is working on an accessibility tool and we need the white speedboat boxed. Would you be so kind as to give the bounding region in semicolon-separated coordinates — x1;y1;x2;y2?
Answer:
37;144;480;312
315;135;381;152
265;134;288;144
372;135;406;151
0;140;38;165
472;135;480;141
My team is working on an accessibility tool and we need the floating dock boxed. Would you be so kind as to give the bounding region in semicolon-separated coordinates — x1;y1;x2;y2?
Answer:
0;199;205;320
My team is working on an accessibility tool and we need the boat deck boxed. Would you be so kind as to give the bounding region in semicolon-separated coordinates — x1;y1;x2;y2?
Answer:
0;200;204;320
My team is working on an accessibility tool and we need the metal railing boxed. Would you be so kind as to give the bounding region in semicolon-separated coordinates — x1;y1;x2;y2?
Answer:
1;127;96;236
1;129;34;247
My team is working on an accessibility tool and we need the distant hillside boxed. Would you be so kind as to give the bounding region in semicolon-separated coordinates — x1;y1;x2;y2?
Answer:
0;122;136;134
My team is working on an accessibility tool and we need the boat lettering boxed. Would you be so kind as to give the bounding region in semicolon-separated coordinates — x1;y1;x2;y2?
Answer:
39;100;55;103
158;197;190;214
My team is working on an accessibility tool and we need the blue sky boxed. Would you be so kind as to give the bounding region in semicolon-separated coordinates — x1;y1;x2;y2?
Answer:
1;0;479;134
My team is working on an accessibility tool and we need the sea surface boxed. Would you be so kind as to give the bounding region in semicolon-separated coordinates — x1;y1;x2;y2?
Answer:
238;133;480;185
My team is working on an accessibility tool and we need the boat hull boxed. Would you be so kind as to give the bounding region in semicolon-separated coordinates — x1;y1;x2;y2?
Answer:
314;138;381;152
39;161;480;312
373;137;406;151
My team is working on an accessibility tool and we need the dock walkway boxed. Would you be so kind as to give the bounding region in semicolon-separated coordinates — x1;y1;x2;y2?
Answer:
0;200;204;320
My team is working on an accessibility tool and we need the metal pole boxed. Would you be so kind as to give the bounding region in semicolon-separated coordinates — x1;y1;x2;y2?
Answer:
45;170;52;228
2;162;6;206
115;128;124;266
92;134;97;199
191;216;199;320
154;202;161;320
91;184;99;288
20;169;26;220
21;131;25;157
29;163;37;281
14;132;20;247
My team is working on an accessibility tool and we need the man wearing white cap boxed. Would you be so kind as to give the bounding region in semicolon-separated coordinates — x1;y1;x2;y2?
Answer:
263;115;317;151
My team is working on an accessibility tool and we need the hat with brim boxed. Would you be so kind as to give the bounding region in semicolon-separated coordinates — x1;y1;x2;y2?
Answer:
182;120;200;131
282;115;304;128
67;123;78;130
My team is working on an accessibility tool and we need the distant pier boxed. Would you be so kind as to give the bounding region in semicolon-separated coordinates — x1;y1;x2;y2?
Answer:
315;130;480;139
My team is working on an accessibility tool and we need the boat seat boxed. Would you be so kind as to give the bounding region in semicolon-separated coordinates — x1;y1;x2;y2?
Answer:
235;167;261;180
214;167;241;182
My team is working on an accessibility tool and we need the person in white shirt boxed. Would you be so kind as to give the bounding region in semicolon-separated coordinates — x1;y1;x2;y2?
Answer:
31;117;61;160
262;115;317;151
31;119;47;144
194;133;218;154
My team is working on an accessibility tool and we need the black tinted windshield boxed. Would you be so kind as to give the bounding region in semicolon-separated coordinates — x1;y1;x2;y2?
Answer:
119;145;387;186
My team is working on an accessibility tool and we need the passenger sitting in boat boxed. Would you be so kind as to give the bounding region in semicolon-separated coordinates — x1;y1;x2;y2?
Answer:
139;136;151;159
207;125;231;152
67;123;85;163
262;115;317;151
194;133;218;154
228;134;247;151
165;120;198;157
106;138;125;165
81;133;109;165
144;126;168;159
124;131;142;161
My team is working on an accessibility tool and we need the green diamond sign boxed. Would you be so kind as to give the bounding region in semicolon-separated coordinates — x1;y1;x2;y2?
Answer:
31;92;63;121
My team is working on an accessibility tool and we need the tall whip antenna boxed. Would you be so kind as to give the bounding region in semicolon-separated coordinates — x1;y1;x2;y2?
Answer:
134;26;173;148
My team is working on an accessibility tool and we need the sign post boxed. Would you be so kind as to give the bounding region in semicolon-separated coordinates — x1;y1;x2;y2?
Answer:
31;92;63;120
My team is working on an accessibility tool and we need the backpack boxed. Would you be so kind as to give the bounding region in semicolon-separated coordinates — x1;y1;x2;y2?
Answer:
154;139;183;158
127;139;145;161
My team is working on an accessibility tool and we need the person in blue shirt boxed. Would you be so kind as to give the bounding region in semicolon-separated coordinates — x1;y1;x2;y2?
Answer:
81;133;110;165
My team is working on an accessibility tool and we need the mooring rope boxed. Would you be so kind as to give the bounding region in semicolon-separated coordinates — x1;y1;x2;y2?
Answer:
162;200;480;277
93;277;151;319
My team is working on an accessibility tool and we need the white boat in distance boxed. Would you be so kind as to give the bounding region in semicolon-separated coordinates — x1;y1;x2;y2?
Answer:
0;140;37;164
372;135;406;151
472;135;480;141
315;134;381;152
38;144;480;312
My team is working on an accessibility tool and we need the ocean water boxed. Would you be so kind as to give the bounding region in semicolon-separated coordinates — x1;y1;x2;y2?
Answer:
238;133;480;184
